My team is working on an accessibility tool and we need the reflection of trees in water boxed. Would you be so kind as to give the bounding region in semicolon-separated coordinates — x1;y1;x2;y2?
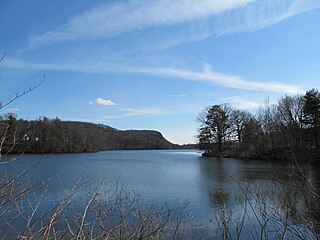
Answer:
199;157;320;238
209;189;229;207
198;157;247;209
263;162;320;233
200;157;230;184
237;159;320;229
308;167;320;230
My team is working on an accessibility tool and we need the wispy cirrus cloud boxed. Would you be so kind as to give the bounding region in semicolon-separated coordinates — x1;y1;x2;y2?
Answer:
0;58;304;94
132;0;320;52
26;0;320;52
216;0;320;35
167;94;187;98
66;107;169;123
133;64;305;94
226;96;262;109
121;108;167;117
28;0;253;49
5;108;22;112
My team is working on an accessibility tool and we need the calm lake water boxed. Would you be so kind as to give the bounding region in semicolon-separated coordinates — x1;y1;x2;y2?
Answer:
2;149;320;238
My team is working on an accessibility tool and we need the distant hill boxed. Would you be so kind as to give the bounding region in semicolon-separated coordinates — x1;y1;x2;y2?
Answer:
0;118;184;154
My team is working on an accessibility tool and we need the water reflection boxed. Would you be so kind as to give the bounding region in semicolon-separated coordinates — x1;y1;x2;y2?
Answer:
198;157;246;208
1;150;320;238
198;156;320;238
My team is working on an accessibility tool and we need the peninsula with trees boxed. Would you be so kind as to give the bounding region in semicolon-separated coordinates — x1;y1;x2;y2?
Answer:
197;89;320;162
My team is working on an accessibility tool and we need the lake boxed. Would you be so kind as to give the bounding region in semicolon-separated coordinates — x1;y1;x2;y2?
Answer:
1;149;320;239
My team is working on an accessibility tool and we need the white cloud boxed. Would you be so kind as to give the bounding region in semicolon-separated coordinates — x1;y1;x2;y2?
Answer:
88;101;94;104
133;64;305;94
227;96;262;109
95;98;116;106
216;0;320;35
5;108;21;112
129;0;320;53
26;0;320;52
121;108;167;116
1;58;305;94
28;0;252;48
167;94;187;98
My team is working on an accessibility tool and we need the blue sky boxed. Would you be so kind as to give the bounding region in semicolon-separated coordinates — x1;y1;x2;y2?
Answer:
1;0;320;144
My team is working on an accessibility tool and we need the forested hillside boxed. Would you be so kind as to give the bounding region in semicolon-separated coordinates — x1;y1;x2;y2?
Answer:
0;117;176;153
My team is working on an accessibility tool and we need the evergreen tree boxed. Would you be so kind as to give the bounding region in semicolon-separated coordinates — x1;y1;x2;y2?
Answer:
198;104;231;156
303;89;320;148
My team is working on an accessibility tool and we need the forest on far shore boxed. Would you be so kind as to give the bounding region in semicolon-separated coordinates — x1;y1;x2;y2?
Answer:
0;116;187;154
197;89;320;162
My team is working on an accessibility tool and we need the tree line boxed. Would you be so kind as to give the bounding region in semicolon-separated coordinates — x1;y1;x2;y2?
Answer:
0;116;176;154
197;89;320;161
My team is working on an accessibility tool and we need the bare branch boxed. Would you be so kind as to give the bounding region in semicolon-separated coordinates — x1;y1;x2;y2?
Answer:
0;74;45;110
76;192;98;239
0;52;5;62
